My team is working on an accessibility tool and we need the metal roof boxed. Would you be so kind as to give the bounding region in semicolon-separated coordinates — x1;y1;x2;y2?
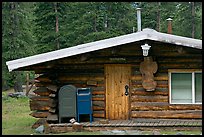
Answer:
6;28;202;72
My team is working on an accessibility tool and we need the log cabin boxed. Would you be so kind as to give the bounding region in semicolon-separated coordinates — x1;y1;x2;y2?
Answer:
6;28;202;126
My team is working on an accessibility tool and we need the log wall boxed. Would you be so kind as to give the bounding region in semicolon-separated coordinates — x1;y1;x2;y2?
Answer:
28;41;202;123
30;65;106;123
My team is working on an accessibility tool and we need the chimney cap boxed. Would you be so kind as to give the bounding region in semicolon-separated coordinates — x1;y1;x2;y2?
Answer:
166;18;173;21
136;7;142;10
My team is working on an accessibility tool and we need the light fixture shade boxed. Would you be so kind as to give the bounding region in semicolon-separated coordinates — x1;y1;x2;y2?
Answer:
141;44;151;56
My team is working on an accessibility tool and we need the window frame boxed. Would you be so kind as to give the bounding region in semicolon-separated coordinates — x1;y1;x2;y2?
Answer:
168;69;202;104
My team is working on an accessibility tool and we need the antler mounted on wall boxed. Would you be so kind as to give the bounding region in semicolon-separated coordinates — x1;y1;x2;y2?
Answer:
139;56;158;91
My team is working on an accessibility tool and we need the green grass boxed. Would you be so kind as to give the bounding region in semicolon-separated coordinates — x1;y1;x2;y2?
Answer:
2;90;103;135
2;95;37;135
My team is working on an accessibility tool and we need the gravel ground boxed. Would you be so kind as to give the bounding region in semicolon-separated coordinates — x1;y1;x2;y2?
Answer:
99;129;202;135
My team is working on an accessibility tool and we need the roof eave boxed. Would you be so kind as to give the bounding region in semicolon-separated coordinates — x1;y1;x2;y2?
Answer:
6;28;202;72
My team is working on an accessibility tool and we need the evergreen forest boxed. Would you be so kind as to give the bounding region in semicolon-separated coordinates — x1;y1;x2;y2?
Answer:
2;2;202;91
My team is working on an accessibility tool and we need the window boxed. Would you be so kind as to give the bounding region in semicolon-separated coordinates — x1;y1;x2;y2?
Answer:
169;70;202;104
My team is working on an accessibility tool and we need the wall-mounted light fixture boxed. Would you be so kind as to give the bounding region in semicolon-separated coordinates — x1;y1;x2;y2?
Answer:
141;43;151;56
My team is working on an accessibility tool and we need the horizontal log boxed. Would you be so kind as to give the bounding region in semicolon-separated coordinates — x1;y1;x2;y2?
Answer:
59;76;104;81
87;80;98;86
131;95;168;102
132;87;168;92
93;106;105;111
131;110;202;119
131;74;168;81
168;69;202;72
92;101;105;107
169;104;202;110
93;113;105;118
92;91;105;95
30;105;50;111
153;52;202;57
46;85;58;92
158;63;202;68
36;77;52;83
131;80;164;85
36;73;104;83
131;90;168;96
33;87;52;96
131;84;168;89
34;83;58;92
30;99;56;108
55;57;140;64
92;94;104;98
92;97;105;101
29;111;51;118
158;58;202;63
91;86;105;91
131;102;169;111
30;96;53;101
34;82;46;87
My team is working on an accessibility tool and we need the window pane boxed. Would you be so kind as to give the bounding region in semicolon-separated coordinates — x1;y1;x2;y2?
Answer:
195;73;202;103
171;73;192;103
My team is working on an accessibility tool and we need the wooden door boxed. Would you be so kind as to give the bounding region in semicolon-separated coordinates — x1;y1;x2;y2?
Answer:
105;64;131;120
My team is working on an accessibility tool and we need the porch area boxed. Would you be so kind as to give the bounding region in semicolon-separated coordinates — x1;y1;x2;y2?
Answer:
45;119;202;133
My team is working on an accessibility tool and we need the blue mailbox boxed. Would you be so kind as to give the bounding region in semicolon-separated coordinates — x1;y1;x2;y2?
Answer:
77;88;93;123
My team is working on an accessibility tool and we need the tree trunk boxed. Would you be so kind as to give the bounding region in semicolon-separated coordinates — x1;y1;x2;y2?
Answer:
54;2;60;49
191;2;195;38
10;2;23;92
156;2;161;32
14;71;23;92
94;14;97;32
104;14;108;31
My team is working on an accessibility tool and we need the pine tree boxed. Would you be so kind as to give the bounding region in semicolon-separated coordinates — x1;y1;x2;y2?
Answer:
64;2;136;47
33;2;67;53
2;2;35;91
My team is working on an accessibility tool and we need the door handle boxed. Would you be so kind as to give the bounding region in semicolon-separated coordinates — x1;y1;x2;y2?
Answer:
125;85;129;96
